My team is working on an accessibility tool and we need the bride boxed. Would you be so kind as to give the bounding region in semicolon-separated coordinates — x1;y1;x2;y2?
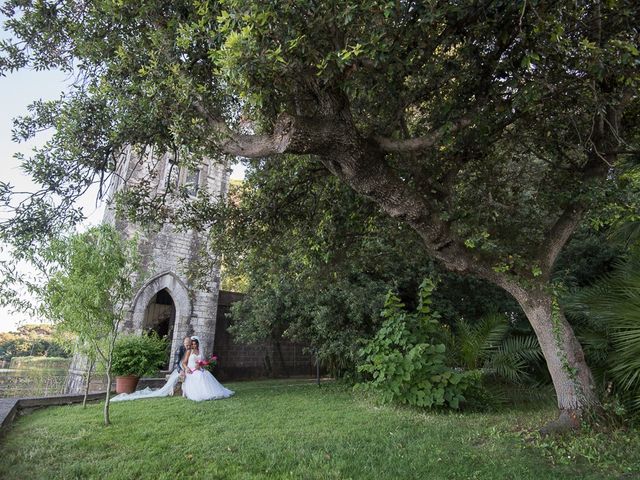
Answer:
182;336;234;401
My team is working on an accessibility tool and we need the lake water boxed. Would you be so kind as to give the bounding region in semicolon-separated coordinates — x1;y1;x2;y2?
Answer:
0;368;69;398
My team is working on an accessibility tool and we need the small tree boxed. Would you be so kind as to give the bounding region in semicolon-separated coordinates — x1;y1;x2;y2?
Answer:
42;224;141;426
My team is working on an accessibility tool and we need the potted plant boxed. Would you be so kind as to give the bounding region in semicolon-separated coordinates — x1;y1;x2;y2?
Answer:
112;334;168;393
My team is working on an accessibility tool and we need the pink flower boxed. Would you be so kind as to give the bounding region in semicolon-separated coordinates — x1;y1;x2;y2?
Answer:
195;355;218;372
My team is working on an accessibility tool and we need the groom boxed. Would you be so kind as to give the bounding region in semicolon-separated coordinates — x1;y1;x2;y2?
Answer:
172;335;191;395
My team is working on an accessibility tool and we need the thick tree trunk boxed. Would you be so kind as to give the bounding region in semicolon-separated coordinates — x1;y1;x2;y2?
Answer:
508;284;598;432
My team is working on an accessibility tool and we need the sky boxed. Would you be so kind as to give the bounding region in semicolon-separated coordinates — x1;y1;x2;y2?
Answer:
0;64;75;333
0;30;245;333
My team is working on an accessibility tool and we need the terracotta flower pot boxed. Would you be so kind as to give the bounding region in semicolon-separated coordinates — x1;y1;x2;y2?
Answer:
115;375;140;394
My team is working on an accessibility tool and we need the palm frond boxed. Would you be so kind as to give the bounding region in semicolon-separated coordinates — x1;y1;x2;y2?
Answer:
498;335;543;362
632;391;640;414
484;335;542;384
455;313;509;370
578;329;611;366
565;250;640;416
609;220;640;248
564;255;640;325
477;313;510;352
489;354;531;383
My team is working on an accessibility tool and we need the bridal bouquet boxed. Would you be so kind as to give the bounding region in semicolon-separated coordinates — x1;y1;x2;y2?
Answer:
197;355;218;373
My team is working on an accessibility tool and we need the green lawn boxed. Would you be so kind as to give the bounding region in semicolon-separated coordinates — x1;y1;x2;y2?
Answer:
1;380;638;479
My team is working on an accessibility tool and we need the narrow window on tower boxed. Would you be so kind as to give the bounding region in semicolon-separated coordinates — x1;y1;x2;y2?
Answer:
185;168;200;197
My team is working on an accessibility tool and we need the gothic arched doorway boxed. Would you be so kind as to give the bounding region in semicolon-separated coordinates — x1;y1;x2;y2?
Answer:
131;272;193;371
143;288;176;367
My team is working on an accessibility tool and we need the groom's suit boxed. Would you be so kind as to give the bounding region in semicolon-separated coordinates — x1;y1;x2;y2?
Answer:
173;345;187;372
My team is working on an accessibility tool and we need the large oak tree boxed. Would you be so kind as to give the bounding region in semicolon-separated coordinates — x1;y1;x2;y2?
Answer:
1;0;639;428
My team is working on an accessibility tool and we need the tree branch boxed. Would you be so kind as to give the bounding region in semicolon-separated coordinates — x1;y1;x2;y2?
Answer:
539;202;586;277
538;152;610;276
194;102;291;156
194;100;341;158
373;117;473;153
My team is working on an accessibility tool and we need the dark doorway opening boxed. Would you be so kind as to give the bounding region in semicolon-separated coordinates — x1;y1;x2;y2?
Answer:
143;288;176;368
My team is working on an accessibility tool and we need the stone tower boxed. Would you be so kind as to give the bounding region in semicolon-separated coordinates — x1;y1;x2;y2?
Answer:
65;145;230;393
108;144;230;363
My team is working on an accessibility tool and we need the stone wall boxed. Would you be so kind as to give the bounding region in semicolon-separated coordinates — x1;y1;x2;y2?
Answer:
212;291;316;381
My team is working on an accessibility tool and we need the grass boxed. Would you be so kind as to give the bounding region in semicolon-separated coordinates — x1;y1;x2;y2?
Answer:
1;379;639;479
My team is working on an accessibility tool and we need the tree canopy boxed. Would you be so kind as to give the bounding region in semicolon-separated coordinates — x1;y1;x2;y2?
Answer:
0;324;69;361
1;1;637;270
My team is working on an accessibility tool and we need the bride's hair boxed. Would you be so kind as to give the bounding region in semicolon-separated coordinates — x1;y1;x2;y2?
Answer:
190;335;203;356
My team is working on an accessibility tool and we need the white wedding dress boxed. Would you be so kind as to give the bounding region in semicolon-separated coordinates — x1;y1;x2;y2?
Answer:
182;351;234;402
111;369;181;402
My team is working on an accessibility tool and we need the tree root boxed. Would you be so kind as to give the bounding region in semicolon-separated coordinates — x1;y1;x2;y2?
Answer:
539;409;582;436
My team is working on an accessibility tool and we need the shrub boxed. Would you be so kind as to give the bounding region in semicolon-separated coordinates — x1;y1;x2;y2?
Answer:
356;279;480;409
111;334;168;377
